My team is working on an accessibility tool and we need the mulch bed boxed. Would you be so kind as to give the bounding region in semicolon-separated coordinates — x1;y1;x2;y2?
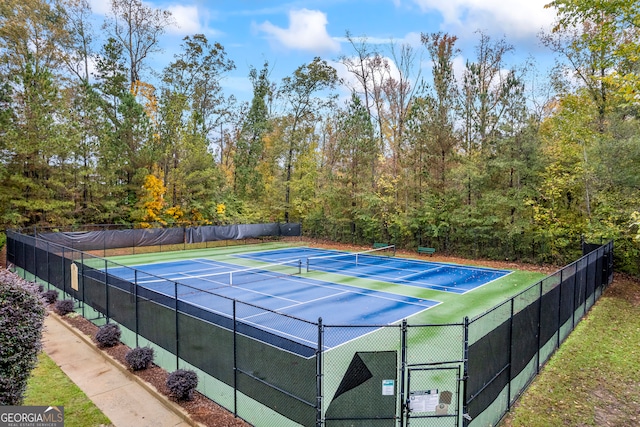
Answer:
61;314;251;427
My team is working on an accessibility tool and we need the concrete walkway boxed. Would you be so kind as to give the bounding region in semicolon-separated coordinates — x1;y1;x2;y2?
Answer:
42;314;202;427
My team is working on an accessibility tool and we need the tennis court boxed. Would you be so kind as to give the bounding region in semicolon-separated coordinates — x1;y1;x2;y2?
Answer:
106;257;438;352
237;247;511;293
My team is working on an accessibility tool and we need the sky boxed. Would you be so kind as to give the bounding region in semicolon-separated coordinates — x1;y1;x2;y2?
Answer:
88;0;561;101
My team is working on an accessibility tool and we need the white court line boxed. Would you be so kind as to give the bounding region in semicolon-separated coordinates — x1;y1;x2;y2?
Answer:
239;277;436;321
242;290;352;319
136;271;228;286
169;297;320;349
394;266;445;281
228;284;301;304
238;317;319;347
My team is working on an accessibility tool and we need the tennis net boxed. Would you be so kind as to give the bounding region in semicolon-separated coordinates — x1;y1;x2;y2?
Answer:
306;245;395;273
191;259;303;289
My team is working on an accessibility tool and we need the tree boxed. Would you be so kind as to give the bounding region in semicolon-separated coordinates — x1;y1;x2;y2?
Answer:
383;41;421;181
234;62;271;199
541;11;620;130
421;32;460;191
332;94;378;237
340;32;390;182
93;37;154;221
0;0;70;76
460;32;523;207
159;34;234;207
278;57;338;222
161;34;235;154
530;91;598;259
131;170;166;226
60;0;94;83
103;0;174;85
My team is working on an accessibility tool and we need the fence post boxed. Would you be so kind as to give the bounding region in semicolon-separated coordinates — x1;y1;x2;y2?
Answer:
81;252;85;319
21;237;26;279
572;261;578;329
588;254;594;309
134;270;139;348
316;317;323;427
62;246;67;297
233;300;237;417
175;281;179;370
33;236;37;280
462;316;470;427
105;259;110;322
46;242;50;286
399;319;407;427
507;298;514;411
556;268;563;350
537;281;543;374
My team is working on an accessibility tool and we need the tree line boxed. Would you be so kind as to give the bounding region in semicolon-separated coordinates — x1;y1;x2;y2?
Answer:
1;0;639;272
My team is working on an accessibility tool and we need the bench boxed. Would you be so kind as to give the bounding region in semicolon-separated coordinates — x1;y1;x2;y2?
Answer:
418;246;436;256
373;242;389;249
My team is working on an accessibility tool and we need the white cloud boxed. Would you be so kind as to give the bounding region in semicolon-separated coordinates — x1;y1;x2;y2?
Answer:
410;0;555;39
166;5;203;35
330;56;404;100
255;9;340;53
335;32;423;48
88;0;111;15
89;1;217;37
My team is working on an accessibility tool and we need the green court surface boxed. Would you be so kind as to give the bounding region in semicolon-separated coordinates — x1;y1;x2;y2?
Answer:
105;241;545;326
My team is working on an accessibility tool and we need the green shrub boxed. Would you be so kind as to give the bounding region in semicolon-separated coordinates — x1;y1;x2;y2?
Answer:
125;346;154;371
166;369;198;401
95;323;121;348
0;269;46;405
42;289;59;304
53;299;75;316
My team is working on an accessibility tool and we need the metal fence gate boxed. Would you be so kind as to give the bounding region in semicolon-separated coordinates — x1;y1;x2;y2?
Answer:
405;365;462;426
401;321;467;427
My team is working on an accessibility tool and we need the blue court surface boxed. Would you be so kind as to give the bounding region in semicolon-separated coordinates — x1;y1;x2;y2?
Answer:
106;258;438;353
238;247;511;293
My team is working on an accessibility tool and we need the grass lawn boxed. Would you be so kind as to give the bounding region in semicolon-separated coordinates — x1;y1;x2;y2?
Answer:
24;352;112;427
501;274;640;426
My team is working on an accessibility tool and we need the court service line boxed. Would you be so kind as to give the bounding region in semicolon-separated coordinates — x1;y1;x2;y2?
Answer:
265;290;352;313
134;271;228;286
229;284;301;304
393;266;445;281
239;317;319;347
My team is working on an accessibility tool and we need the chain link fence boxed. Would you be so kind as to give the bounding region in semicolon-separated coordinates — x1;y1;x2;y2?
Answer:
6;229;612;427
